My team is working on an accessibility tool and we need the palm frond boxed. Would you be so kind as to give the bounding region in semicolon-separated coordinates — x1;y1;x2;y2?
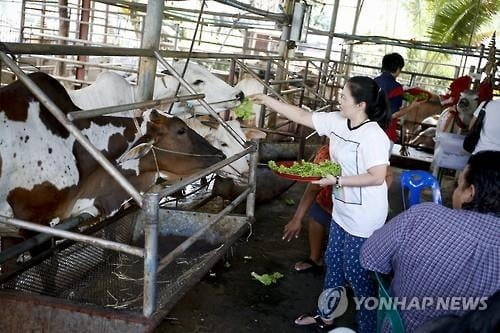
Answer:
427;0;499;46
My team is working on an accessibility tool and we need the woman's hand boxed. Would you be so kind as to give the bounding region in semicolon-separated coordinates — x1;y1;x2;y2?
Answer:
282;217;302;241
312;174;336;187
248;93;269;106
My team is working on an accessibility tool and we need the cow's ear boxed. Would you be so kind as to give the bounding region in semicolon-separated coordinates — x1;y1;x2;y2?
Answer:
242;128;267;140
118;140;154;163
148;109;163;125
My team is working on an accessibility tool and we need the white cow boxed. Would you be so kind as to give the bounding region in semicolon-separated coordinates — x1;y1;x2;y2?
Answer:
68;60;244;116
185;118;266;182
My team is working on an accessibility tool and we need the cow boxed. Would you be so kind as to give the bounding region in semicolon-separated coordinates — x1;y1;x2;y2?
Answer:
435;90;479;134
0;72;225;245
410;90;479;151
233;75;300;141
68;64;264;183
185;117;266;183
68;60;244;116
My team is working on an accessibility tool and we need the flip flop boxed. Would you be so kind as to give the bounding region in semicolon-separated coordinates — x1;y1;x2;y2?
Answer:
294;258;323;273
295;313;334;331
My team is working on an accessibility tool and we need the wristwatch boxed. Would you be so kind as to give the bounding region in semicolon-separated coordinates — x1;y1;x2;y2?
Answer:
335;176;342;188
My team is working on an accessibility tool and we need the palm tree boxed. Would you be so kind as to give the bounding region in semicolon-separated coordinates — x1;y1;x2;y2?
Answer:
406;0;499;75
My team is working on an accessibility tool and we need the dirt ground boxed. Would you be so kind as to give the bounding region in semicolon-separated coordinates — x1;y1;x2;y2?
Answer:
156;168;454;333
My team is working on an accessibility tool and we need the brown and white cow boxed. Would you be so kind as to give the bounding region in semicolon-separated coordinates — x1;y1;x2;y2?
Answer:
0;72;225;238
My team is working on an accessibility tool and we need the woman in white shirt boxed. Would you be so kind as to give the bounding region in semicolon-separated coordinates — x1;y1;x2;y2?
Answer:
250;76;391;333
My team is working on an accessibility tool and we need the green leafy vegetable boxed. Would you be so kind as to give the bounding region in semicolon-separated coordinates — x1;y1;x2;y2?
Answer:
268;160;341;177
251;271;284;285
403;92;429;103
233;97;254;120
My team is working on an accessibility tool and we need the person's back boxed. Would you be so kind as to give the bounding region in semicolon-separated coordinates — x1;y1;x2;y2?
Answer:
380;203;499;331
374;53;405;143
361;151;500;332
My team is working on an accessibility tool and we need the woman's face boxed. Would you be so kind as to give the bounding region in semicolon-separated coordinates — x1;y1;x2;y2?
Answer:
339;84;360;118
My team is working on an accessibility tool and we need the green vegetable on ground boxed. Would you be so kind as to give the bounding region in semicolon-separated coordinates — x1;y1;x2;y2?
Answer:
268;160;341;177
251;271;284;285
233;97;254;120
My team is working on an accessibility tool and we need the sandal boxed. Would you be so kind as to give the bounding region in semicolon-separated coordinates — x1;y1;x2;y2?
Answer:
295;313;334;331
294;258;323;273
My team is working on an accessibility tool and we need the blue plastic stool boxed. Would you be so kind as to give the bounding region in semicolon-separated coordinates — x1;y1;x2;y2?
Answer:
400;170;442;208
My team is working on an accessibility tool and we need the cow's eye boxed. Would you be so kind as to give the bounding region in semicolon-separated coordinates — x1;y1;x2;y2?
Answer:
177;127;186;135
193;79;204;85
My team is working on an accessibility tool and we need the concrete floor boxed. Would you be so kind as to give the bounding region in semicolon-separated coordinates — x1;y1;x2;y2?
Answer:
156;167;454;332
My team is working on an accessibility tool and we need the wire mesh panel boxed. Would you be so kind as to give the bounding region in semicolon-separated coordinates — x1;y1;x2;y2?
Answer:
1;209;249;317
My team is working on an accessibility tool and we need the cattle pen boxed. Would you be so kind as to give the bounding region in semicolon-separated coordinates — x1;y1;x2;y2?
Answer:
1;1;499;332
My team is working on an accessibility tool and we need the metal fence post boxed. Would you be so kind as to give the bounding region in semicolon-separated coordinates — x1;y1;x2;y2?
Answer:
143;192;159;317
245;141;258;221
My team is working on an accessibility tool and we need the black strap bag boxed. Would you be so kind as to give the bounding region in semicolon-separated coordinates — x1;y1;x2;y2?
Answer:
463;101;490;153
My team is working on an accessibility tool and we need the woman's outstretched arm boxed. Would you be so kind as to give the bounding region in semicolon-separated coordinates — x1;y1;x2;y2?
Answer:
249;94;314;129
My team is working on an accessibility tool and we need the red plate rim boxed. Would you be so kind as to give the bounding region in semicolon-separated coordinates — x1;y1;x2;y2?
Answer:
272;161;322;182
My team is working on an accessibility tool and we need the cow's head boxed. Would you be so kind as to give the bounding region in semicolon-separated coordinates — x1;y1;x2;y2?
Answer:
156;60;244;114
456;90;479;126
119;110;225;179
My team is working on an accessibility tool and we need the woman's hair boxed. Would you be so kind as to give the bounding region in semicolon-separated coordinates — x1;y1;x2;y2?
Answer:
462;150;500;215
346;76;391;129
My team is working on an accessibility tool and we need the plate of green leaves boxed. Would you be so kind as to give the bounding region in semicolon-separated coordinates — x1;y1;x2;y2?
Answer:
268;160;341;182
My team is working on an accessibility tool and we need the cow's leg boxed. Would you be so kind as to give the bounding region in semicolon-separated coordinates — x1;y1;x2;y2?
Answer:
0;236;24;273
25;232;58;295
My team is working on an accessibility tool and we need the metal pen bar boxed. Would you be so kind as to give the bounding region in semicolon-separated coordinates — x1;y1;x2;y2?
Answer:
306;130;318;140
0;215;144;257
164;5;277;21
269;78;304;85
0;52;143;206
158;145;255;198
67;93;205;120
142;193;159;318
157;187;251;273
245;142;258;220
241;126;300;138
235;60;288;103
303;85;329;104
258;60;272;129
0;213;93;265
3;43;282;60
154;51;246;147
314;104;333;112
211;0;286;22
31;55;138;73
280;87;304;95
